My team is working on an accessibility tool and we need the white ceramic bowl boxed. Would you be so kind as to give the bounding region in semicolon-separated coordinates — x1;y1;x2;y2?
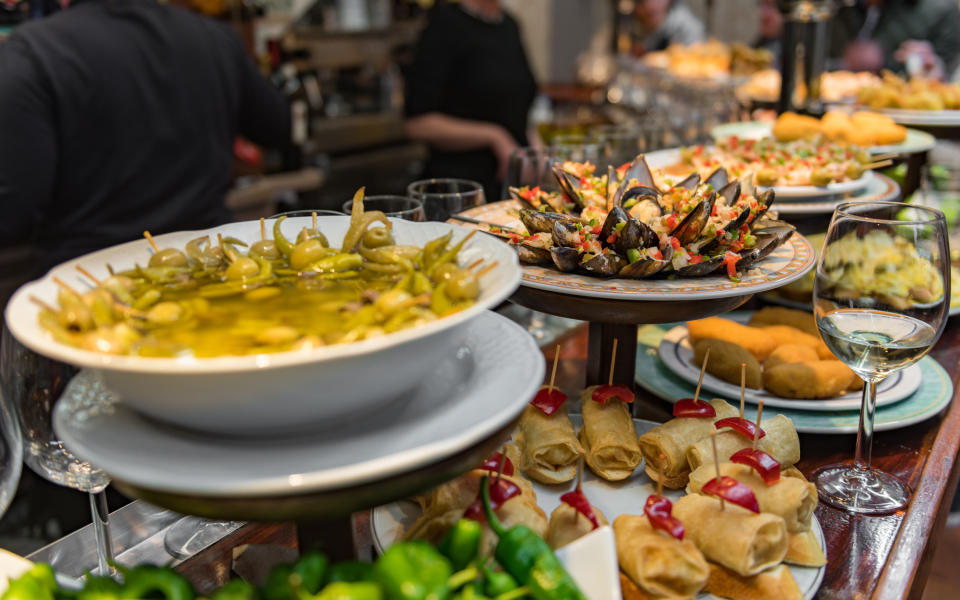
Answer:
5;217;520;435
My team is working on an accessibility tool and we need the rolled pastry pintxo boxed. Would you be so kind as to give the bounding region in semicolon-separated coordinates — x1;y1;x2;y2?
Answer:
672;493;788;577
704;563;803;600
547;501;609;550
613;514;709;599
686;414;800;473
686;462;817;533
580;387;642;481
516;405;584;484
637;399;738;488
412;468;534;516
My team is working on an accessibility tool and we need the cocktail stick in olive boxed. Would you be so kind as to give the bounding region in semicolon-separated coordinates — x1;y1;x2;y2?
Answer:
445;270;480;301
250;219;281;260
362;227;395;249
143;231;188;268
845;163;864;180
756;169;779;187
290;239;331;271
75;265;102;286
431;262;460;284
226;256;260;280
295;212;330;247
810;168;833;187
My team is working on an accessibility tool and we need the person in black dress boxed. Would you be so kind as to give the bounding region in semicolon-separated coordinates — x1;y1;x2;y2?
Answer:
404;0;537;203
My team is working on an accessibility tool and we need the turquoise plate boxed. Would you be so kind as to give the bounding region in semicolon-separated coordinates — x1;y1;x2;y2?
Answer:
635;315;953;434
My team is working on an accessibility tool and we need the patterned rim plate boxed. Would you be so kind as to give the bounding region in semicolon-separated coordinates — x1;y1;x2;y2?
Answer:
658;321;921;411
771;173;900;216
710;121;936;156
634;315;954;434
644;147;874;200
451;201;816;301
876;107;960;127
371;415;826;600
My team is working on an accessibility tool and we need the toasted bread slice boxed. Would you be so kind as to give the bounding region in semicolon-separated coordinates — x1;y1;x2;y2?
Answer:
705;563;803;600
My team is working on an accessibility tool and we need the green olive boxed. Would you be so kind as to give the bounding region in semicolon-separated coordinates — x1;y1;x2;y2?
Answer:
148;248;188;268
845;163;864;180
146;301;182;324
244;286;282;302
756;169;779;187
375;289;413;317
363;227;395;249
225;256;260;280
255;325;299;346
290;239;330;271
855;149;871;164
446;270;479;301
296;227;329;247
431;262;461;283
810;168;833;187
249;240;281;260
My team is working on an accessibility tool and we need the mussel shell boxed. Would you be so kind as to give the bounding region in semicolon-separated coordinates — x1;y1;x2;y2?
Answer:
552;164;583;208
509;187;541;211
580;253;627;277
704;167;729;190
737;230;791;270
673;172;700;191
750;189;776;225
717;180;741;206
520;208;575;234
552;220;583;248
670;192;715;246
675;255;724;277
515;244;553;265
550;246;580;272
612;154;659;207
619;243;673;279
600;206;629;239
627;197;665;226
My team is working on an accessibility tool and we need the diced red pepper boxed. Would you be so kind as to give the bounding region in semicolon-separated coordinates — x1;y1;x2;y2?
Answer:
531;387;567;416
580;177;589;187
702;476;760;512
729;240;744;253
722;251;740;280
509;234;520;244
650;248;663;260
560;489;600;529
591;225;602;235
665;214;679;230
464;478;521;521
689;254;703;265
670;237;681;249
478;452;515;477
617;162;630;177
644;495;685;540
673;398;716;418
606;234;616;244
714;417;766;440
730;448;780;485
715;228;725;237
591;384;635;404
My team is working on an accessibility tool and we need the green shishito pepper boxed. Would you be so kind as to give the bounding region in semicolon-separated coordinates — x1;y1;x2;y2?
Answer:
1;564;59;600
208;578;258;600
292;552;329;595
372;541;451;600
120;564;194;600
315;582;382;600
326;562;375;584
479;566;517;598
479;477;584;600
438;520;482;572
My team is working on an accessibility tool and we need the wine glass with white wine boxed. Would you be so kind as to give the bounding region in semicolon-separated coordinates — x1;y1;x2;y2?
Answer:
814;201;950;514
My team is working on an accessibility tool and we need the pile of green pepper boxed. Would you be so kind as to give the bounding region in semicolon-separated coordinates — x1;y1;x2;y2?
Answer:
1;481;585;600
35;189;486;358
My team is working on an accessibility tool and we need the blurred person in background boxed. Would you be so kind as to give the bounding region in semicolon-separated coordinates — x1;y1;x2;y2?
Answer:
403;0;537;203
753;0;783;66
0;0;289;275
631;0;705;55
830;0;960;79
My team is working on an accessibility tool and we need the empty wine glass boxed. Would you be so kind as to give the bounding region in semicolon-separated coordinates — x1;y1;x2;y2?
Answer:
0;326;113;574
342;196;425;221
813;201;950;514
0;382;22;520
406;179;485;222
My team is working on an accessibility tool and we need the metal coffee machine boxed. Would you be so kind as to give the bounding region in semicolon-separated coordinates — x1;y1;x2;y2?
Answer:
777;0;836;114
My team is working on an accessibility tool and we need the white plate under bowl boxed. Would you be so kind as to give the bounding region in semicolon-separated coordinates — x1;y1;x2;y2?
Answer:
452;202;816;301
710;121;936;155
772;173;900;216
645;147;874;200
8;217;520;435
372;417;825;600
658;323;921;411
51;311;543;496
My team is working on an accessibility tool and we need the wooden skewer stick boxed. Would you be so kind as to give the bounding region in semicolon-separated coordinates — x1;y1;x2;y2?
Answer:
260;218;267;241
30;295;58;313
217;234;237;262
753;399;764;451
142;231;159;252
52;277;79;296
710;431;724;510
869;152;898;162
475;261;499;279
574;456;585;524
607;338;619;386
106;264;115;276
460;230;478;247
312;211;317;231
739;363;746;420
657;453;666;497
864;159;893;170
694;347;711;404
75;265;101;286
547;344;561;393
466;258;485;271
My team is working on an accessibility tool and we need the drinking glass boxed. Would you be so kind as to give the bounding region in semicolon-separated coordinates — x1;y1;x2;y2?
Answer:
342;195;425;221
504;147;563;199
549;134;603;166
0;382;22;519
406;179;485;222
813;201;950;514
0;327;113;574
588;125;646;169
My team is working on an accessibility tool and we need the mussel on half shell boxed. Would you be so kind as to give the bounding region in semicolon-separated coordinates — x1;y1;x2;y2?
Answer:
675;254;724;277
581;253;627;277
619;243;674;279
704;167;729;190
552;220;583;248
550;246;580;272
670;192;715;246
520;208;575;234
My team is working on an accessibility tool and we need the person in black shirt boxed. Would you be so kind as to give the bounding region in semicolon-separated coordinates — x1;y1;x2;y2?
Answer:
0;0;290;274
404;0;537;203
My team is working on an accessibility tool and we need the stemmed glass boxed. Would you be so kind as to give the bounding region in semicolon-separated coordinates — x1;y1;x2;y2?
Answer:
0;327;113;573
406;179;485;222
813;201;950;514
